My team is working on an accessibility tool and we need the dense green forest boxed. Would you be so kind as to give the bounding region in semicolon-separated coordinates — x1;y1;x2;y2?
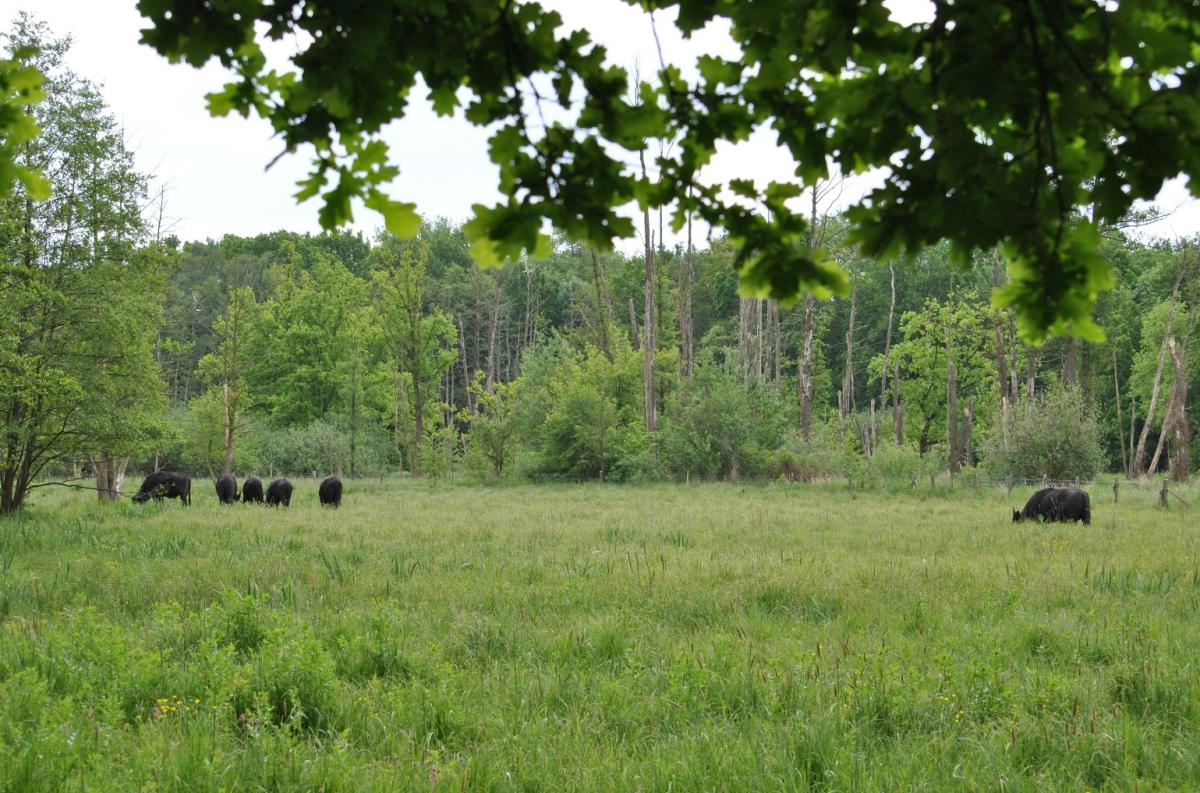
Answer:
2;15;1197;513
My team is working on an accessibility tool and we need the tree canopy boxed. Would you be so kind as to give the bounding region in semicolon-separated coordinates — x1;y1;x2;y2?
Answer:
134;0;1200;340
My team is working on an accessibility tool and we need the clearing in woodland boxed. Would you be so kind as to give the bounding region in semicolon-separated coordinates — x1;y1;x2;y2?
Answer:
1;480;1198;791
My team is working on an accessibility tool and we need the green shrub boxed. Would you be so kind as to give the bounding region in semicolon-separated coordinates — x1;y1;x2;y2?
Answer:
256;415;390;477
982;384;1103;481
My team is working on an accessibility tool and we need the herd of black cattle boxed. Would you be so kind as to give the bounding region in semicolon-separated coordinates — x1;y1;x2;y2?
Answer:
131;471;343;508
129;471;1091;525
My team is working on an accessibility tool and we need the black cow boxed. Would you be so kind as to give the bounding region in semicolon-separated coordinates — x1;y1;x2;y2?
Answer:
266;478;292;507
241;477;264;504
1013;486;1091;525
318;475;342;508
132;471;191;505
215;475;239;504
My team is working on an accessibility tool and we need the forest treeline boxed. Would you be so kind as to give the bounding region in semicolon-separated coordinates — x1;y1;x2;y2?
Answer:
2;16;1197;513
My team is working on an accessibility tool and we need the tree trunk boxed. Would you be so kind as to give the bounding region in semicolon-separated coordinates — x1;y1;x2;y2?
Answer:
755;298;765;381
485;271;501;393
1007;309;1020;398
1024;348;1037;415
629;297;640;351
456;313;474;413
881;263;896;417
798;294;816;439
679;206;695;379
991;250;1009;400
588;249;614;362
960;398;974;468
1063;338;1078;386
893;360;904;445
222;381;234;476
1128;394;1137;475
349;361;359;477
1132;267;1184;476
1166;337;1190;481
772;299;782;389
1113;348;1128;477
640;151;656;435
1147;351;1174;478
841;277;857;424
948;357;960;474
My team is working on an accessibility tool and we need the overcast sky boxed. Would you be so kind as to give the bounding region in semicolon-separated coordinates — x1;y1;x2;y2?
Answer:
3;0;1197;250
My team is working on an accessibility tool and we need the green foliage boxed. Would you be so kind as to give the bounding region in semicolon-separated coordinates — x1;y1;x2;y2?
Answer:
136;0;1200;338
872;294;994;454
460;374;521;481
0;17;161;511
866;443;930;489
180;389;259;477
983;384;1104;481
0;29;48;199
249;254;389;428
660;362;789;480
254;415;390;478
372;238;458;475
531;343;649;481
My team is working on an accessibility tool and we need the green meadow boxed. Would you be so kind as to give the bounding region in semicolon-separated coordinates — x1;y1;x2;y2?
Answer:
2;479;1199;791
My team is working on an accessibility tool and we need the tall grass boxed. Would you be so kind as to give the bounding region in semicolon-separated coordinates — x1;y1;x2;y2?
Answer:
1;478;1198;790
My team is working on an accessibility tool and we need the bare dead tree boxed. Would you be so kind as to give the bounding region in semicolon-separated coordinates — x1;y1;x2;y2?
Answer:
1132;263;1186;476
679;200;694;378
1113;348;1127;476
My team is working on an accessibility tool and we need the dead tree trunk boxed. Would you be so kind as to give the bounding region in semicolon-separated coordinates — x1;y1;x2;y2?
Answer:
1166;336;1190;481
93;452;128;501
628;297;640;351
840;277;857;424
640;150;656;434
798;294;816;439
1024;348;1038;416
880;263;896;421
893;361;904;445
738;297;753;381
1113;348;1127;476
588;249;614;362
679;205;694;378
485;272;501;393
1132;268;1184;476
1063;338;1079;387
948;356;960;474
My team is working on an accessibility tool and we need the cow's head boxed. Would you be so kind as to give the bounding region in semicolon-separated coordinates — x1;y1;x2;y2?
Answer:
1012;509;1022;522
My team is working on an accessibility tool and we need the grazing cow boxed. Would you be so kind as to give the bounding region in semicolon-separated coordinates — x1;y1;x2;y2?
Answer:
318;475;342;508
266;478;292;507
215;475;239;504
241;477;264;504
132;471;191;506
1013;488;1057;522
1013;486;1091;525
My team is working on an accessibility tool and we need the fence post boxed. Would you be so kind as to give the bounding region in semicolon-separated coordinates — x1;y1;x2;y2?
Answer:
1159;477;1169;508
1113;478;1119;503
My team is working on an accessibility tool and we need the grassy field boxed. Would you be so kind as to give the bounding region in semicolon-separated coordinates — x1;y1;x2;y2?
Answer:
2;477;1198;791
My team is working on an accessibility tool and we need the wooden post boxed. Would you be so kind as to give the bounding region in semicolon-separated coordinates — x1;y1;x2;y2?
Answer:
1159;477;1169;508
1112;478;1119;503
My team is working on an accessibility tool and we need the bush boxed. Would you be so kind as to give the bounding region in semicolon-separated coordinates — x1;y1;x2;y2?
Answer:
256;415;391;477
659;362;789;480
982;384;1103;481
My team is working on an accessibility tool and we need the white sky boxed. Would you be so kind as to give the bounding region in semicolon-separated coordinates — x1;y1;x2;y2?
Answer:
3;0;1197;250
